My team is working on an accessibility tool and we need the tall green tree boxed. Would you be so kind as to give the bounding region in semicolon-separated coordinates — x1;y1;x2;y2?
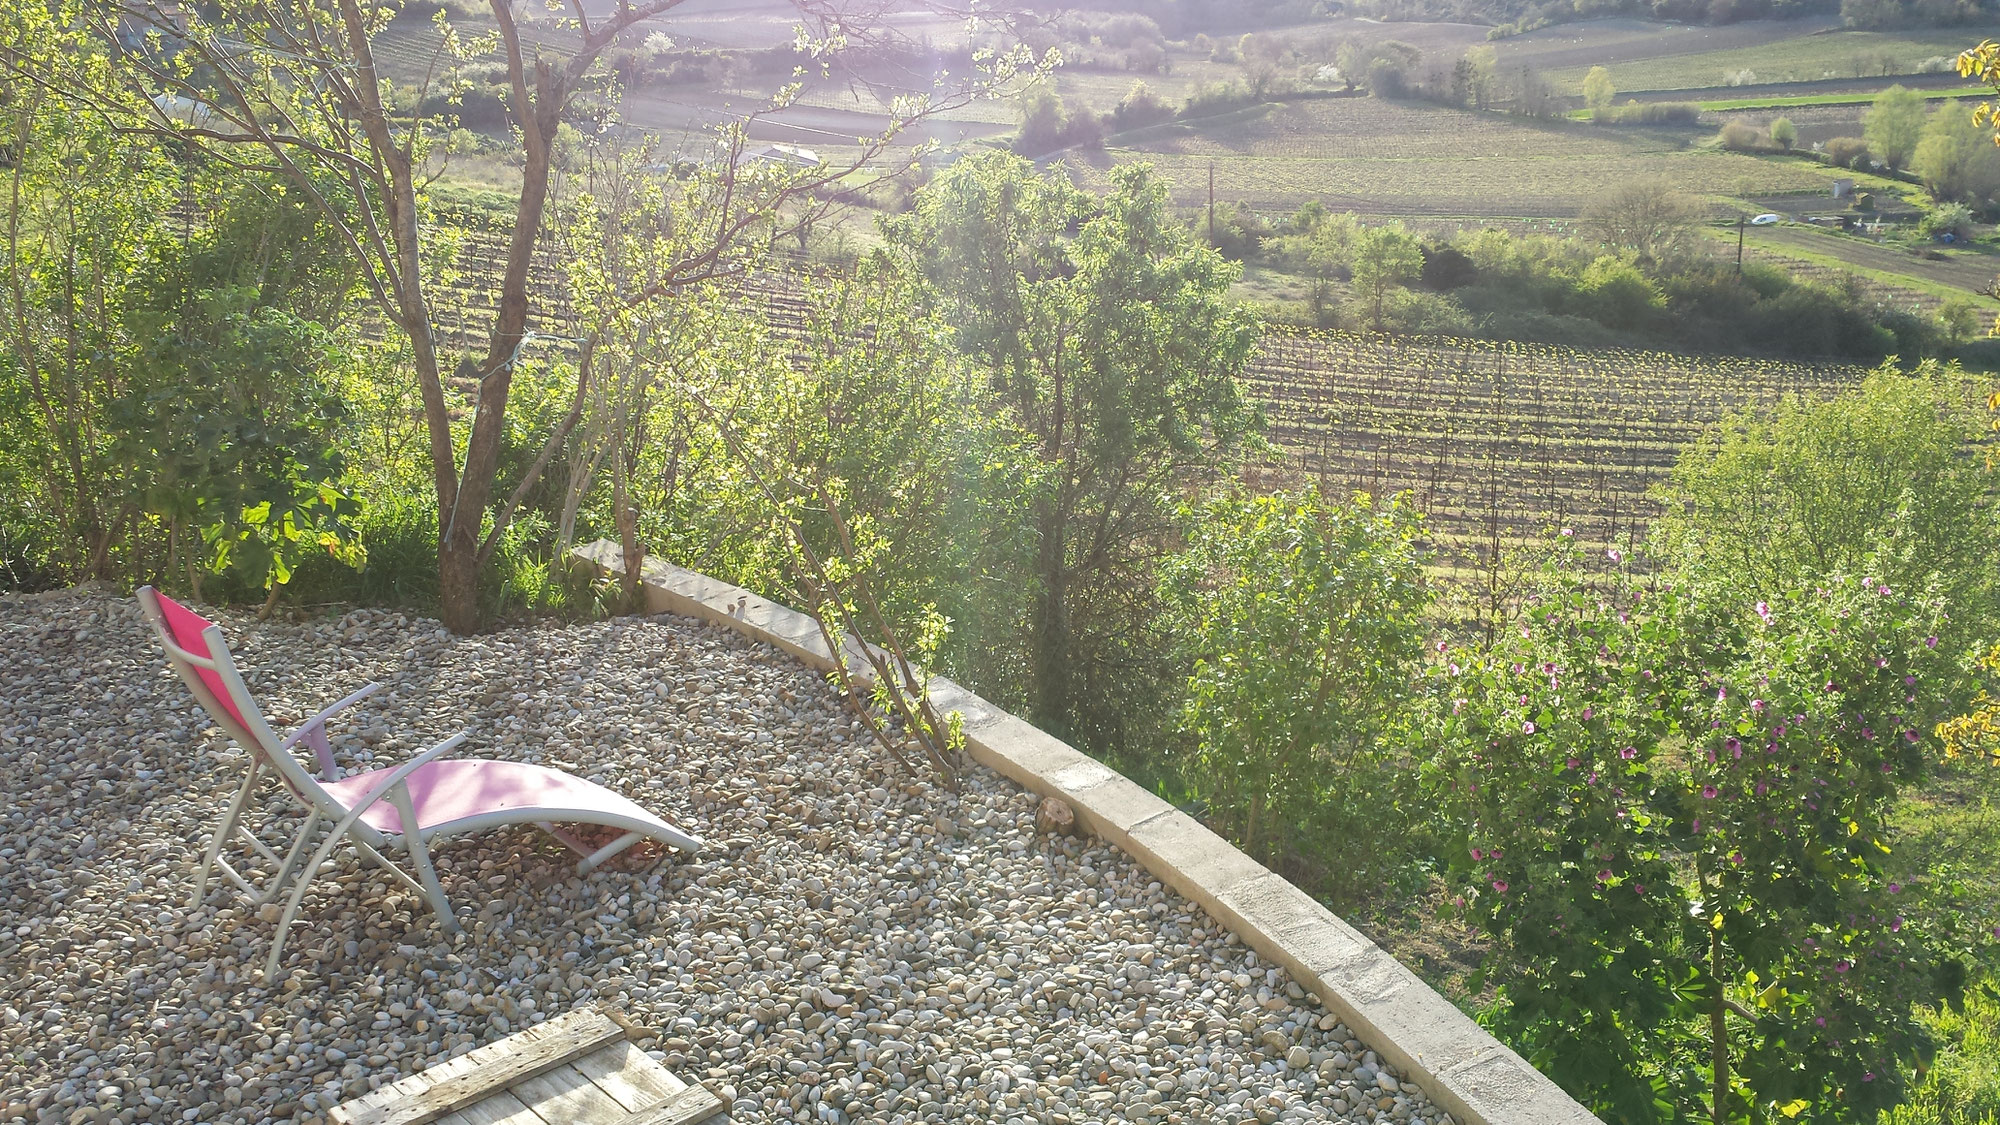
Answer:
1865;85;1930;171
1582;65;1616;114
1911;105;2000;205
1351;222;1423;331
892;154;1260;749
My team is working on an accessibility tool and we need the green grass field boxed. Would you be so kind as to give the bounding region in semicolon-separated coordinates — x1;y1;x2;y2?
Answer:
1544;29;1979;94
1076;96;1829;216
1566;86;1991;118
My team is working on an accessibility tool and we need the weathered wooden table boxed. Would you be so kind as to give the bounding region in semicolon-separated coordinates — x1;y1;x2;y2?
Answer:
329;1006;730;1125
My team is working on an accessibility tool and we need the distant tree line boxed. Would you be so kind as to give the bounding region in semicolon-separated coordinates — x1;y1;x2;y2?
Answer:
1342;0;1993;36
1205;187;1983;359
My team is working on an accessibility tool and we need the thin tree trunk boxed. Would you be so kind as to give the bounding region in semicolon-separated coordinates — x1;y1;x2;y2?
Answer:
1711;922;1729;1125
613;440;643;610
1029;505;1068;734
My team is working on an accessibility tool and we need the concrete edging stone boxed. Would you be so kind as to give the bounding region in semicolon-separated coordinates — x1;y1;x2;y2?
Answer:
572;540;1606;1125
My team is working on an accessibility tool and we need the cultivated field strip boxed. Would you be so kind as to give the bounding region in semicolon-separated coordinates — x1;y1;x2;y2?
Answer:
1244;330;1865;566
403;228;1864;571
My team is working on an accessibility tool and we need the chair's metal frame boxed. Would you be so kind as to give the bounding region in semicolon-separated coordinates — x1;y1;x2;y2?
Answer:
136;587;701;978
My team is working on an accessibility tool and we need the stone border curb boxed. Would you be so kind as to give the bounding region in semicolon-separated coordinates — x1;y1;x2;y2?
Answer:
573;541;1605;1125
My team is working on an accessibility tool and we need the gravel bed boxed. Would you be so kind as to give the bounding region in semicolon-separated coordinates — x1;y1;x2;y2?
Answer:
0;587;1447;1125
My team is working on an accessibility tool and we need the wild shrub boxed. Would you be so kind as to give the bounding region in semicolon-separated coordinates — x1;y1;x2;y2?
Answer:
1824;135;1872;168
1717;119;1763;150
1595;101;1702;125
1163;488;1433;904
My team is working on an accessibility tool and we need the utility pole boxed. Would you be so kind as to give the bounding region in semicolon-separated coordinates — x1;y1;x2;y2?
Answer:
1207;160;1216;247
1735;214;1746;275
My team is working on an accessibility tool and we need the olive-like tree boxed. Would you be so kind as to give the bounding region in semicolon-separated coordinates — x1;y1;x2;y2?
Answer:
890;154;1259;749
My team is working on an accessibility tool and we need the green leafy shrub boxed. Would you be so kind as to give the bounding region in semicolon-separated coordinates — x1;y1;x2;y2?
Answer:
1430;535;1971;1122
1430;369;2000;1121
1826;136;1874;170
1163;488;1433;903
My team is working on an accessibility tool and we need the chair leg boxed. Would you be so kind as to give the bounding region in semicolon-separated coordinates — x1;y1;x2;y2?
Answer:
393;787;459;935
577;831;643;874
193;760;262;910
351;840;427;897
258;809;323;907
264;820;350;980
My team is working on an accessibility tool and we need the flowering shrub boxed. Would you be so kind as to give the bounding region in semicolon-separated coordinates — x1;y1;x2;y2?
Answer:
1427;537;1971;1123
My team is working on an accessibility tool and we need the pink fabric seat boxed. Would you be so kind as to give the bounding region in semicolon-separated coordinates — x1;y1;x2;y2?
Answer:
322;759;676;838
137;584;706;980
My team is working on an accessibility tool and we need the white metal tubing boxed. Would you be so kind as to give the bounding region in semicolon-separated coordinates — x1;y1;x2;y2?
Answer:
351;839;428;897
578;831;643;874
261;809;324;906
423;808;704;854
279;682;383;750
392;784;459;933
191;758;262;909
266;812;356;980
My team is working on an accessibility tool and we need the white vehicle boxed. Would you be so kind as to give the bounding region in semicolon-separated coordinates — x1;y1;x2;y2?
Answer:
1749;213;1782;226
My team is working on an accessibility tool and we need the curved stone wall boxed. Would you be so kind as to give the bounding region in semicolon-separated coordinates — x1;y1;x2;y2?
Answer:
572;541;1605;1125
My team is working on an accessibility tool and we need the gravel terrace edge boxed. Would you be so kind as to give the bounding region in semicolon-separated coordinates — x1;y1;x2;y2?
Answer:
570;539;1606;1125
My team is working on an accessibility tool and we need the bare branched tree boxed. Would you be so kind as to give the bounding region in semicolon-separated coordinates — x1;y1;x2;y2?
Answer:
6;0;1035;629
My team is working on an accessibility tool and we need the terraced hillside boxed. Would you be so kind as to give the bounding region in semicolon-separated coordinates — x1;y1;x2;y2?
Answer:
1241;330;1865;572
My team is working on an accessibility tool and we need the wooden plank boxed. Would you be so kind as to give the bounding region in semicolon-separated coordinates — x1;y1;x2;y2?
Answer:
604;1083;731;1125
434;1090;543;1125
573;1041;685;1109
336;1012;580;1120
510;1062;628;1122
332;1009;628;1125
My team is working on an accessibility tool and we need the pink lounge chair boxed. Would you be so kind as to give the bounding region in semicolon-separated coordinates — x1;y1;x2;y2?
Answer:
137;587;704;978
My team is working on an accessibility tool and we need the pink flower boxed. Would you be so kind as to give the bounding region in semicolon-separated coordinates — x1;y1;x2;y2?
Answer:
1835;960;1851;973
1470;847;1483;860
1925;636;1938;649
1607;548;1623;562
1596;869;1611;882
1435;641;1448;653
1560;527;1573;537
1492;880;1509;894
1522;721;1536;734
1750;699;1766;713
1634;883;1645;895
1581;707;1594;720
1891;916;1903;932
1717;687;1728;702
1566;756;1580;769
1888;882;1901;894
1449;662;1462;676
1905;729;1919;743
1452;698;1465;714
1755;601;1771;622
1725;737;1742;755
1878;585;1891;596
1702;785;1718;799
1620;746;1637;759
